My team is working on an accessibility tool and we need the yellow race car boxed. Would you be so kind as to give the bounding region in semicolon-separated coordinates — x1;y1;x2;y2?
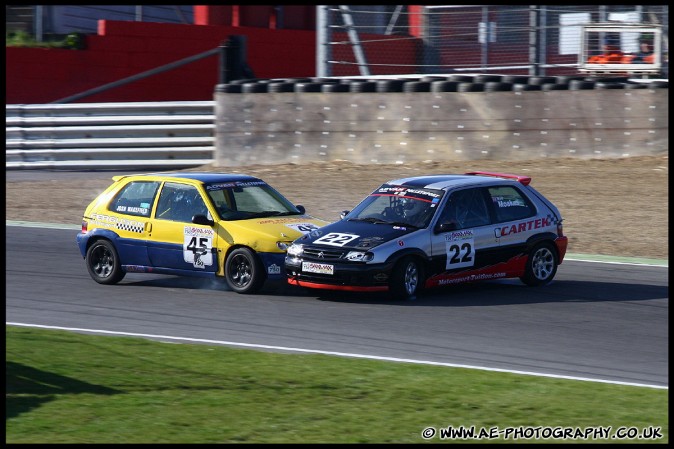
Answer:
76;173;329;294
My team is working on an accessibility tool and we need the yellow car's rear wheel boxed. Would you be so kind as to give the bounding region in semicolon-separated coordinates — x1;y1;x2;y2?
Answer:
86;239;125;284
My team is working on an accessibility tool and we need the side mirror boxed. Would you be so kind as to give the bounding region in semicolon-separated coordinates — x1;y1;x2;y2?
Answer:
435;222;457;233
340;210;350;220
295;205;306;214
192;214;214;226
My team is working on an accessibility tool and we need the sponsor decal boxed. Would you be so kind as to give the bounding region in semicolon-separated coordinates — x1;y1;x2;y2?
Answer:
116;205;149;215
124;265;146;272
183;226;214;268
356;236;384;248
206;181;267;190
302;261;334;275
374;273;389;281
258;218;296;224
314;232;360;247
496;199;526;208
445;229;474;242
267;264;281;275
376;186;442;199
494;217;551;238
302;229;324;240
126;206;148;214
90;213;145;233
437;271;506;285
426;255;527;287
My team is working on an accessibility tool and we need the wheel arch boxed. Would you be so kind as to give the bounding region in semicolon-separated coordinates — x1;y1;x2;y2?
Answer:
526;233;560;261
384;247;430;267
83;229;121;253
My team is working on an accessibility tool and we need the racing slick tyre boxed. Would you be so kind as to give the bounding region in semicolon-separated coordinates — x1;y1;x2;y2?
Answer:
390;256;424;301
520;242;558;287
225;247;265;294
85;239;126;285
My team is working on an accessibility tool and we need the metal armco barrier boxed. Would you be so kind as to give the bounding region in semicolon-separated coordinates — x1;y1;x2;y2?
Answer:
6;101;215;169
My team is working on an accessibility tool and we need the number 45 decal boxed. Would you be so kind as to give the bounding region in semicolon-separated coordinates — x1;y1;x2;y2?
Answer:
183;231;213;268
445;239;475;269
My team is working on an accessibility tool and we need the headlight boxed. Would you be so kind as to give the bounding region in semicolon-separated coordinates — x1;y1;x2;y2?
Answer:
286;243;304;256
344;251;374;262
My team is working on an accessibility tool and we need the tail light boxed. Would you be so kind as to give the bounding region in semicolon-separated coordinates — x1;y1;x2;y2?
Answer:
81;220;88;233
557;220;564;237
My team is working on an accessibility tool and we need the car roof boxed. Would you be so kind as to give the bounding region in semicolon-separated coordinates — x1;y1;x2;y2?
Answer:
118;172;265;184
386;173;530;190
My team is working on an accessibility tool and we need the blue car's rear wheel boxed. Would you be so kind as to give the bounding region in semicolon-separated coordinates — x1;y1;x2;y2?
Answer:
520;242;558;286
225;247;265;294
85;239;125;284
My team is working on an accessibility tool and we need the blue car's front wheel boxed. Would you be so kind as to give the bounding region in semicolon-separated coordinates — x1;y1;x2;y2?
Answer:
390;256;424;301
85;239;125;285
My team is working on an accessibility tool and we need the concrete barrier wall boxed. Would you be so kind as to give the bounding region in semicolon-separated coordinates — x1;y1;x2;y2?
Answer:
214;89;668;166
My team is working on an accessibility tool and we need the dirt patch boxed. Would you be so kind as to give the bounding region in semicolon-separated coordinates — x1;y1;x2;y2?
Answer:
5;156;668;260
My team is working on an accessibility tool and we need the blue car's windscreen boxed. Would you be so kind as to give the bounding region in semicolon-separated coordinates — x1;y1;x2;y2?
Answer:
346;184;444;229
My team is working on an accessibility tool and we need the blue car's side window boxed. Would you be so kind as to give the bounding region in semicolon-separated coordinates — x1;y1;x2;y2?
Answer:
487;186;536;223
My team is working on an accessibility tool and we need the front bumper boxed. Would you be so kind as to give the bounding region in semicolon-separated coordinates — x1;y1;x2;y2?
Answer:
285;256;394;292
257;251;288;279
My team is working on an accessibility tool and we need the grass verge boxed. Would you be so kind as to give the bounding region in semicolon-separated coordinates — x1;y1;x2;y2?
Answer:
6;325;668;444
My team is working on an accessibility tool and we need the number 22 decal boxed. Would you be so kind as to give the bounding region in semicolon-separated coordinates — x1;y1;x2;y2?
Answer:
445;240;474;269
314;232;359;247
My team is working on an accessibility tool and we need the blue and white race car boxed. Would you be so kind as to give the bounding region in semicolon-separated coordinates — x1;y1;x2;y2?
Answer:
285;171;568;300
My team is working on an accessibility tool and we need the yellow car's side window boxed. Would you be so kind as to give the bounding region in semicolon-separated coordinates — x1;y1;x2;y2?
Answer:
108;181;160;218
155;182;209;223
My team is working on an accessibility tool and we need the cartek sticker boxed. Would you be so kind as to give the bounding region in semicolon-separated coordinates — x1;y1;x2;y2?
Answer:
285;223;320;234
494;217;551;238
314;232;359;247
445;230;475;269
90;213;145;233
183;226;214;268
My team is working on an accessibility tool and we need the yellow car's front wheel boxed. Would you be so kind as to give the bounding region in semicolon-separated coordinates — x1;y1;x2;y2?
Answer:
225;247;265;294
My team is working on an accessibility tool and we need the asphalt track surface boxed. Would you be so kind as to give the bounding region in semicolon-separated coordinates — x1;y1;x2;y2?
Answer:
6;225;668;388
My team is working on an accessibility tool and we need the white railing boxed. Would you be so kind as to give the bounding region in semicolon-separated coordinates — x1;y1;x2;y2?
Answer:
6;101;215;169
